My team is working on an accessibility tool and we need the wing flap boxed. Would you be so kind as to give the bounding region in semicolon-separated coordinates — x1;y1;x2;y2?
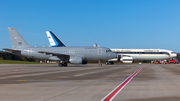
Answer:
38;51;62;56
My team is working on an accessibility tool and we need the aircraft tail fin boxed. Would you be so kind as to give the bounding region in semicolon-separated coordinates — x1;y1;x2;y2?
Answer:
46;31;66;47
8;27;31;48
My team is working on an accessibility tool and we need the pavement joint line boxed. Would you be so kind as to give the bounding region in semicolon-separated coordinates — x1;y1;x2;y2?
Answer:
160;65;180;90
0;67;108;79
101;65;144;101
74;67;124;77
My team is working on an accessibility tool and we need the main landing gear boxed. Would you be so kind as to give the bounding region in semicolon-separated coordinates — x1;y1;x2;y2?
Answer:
58;62;67;67
105;61;114;65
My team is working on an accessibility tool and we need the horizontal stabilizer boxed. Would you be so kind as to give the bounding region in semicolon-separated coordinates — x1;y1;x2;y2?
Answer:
3;48;21;55
3;48;21;52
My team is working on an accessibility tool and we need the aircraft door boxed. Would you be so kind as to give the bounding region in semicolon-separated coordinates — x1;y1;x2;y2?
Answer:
28;48;32;56
97;48;102;55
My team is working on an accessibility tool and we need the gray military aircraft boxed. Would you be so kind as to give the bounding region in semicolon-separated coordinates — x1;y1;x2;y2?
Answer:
3;27;117;67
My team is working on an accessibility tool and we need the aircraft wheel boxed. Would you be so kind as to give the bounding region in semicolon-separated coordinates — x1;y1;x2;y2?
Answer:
63;63;67;67
58;63;63;67
110;61;114;65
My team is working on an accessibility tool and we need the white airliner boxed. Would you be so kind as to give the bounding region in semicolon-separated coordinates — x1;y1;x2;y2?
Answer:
45;31;177;64
109;49;177;63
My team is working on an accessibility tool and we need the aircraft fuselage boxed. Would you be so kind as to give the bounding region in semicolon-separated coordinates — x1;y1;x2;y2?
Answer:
18;47;116;61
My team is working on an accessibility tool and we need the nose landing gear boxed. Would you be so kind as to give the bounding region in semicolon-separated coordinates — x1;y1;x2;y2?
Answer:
98;60;102;67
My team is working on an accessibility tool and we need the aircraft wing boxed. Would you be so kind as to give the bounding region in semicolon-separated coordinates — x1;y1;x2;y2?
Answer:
38;51;70;60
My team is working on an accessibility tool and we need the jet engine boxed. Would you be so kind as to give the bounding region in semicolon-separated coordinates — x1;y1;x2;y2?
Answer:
69;56;87;64
120;56;133;63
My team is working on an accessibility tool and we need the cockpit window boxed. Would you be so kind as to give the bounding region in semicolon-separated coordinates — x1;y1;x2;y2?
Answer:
171;52;176;54
106;49;112;52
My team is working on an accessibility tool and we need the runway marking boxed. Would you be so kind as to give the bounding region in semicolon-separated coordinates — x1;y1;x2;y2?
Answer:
101;66;144;101
17;80;27;81
17;79;35;81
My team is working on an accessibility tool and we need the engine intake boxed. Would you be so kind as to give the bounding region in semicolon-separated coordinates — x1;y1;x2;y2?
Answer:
120;56;133;63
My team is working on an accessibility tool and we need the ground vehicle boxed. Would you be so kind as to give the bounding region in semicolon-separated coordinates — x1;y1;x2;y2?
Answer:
151;59;178;64
164;60;177;64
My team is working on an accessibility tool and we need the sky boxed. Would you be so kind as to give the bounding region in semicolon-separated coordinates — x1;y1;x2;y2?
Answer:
1;0;180;52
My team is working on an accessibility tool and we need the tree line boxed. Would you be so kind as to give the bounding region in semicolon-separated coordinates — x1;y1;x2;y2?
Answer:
0;51;36;62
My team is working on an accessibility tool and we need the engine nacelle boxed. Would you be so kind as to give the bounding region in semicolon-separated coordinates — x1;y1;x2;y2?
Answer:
69;56;83;64
120;56;133;63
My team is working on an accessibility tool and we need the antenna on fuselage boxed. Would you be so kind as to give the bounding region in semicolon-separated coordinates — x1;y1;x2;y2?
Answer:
94;43;97;47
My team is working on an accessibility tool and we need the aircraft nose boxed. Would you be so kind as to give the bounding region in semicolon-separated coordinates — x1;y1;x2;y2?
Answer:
173;53;177;57
112;52;117;58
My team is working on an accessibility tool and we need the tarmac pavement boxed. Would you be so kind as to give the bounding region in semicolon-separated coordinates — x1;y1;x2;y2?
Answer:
0;64;180;101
